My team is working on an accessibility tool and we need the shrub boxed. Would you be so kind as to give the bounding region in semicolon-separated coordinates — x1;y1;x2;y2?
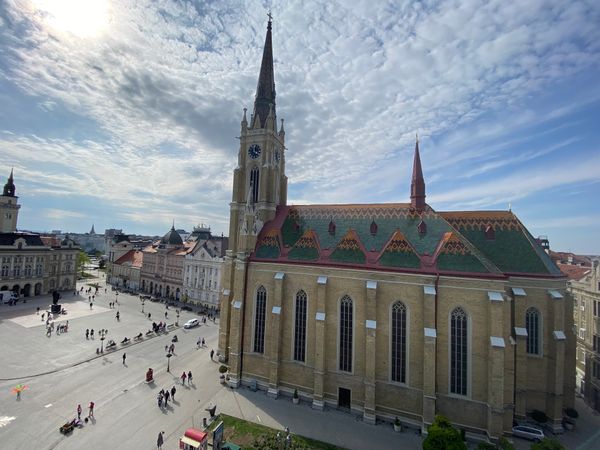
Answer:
394;416;401;426
531;410;548;423
564;407;578;419
476;443;495;450
423;415;467;450
460;429;466;441
530;438;565;450
218;364;228;374
497;436;515;450
293;389;298;399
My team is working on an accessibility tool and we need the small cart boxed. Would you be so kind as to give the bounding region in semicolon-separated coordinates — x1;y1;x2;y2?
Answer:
179;428;208;450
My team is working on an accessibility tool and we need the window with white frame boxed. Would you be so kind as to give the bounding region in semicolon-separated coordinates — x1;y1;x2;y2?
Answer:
253;286;267;353
526;307;541;355
450;307;468;395
339;295;353;372
391;301;407;383
293;290;307;362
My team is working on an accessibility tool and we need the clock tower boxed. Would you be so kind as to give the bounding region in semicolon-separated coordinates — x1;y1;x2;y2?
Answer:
219;17;287;366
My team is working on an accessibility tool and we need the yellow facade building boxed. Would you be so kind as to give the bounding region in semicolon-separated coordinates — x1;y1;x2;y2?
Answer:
218;20;575;440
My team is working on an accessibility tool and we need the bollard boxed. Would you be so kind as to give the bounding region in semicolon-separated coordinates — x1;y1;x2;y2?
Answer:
203;417;207;428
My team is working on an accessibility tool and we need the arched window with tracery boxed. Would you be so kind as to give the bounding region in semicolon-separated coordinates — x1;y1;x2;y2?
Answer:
339;295;353;372
391;301;407;383
253;286;267;353
250;167;260;204
526;307;541;355
450;307;468;395
293;290;307;362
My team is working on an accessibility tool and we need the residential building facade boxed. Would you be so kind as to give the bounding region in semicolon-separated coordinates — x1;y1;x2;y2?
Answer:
111;249;143;291
183;225;227;307
217;19;575;441
570;259;600;412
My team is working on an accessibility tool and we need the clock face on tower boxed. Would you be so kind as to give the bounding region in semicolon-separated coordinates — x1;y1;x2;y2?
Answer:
248;144;262;159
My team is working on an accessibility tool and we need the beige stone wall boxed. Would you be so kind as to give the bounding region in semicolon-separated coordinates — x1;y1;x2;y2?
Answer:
225;261;572;438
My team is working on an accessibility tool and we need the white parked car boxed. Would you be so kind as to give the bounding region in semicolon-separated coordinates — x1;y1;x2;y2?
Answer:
512;425;544;442
183;318;200;329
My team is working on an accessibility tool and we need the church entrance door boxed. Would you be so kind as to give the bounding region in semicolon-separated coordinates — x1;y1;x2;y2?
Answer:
338;387;351;410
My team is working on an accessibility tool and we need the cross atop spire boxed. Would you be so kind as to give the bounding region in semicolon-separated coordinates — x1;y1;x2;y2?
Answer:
252;16;276;129
410;136;426;211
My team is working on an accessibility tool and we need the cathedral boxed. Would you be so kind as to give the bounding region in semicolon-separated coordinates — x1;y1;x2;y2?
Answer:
218;19;575;440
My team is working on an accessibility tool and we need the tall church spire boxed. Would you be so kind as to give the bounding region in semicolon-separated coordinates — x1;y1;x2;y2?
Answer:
410;136;426;211
3;168;16;197
252;16;276;129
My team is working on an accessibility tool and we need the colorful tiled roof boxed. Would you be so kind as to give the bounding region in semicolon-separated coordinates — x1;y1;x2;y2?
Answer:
114;250;144;268
252;204;563;278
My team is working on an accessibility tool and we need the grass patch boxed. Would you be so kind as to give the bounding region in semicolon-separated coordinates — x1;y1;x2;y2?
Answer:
208;414;346;450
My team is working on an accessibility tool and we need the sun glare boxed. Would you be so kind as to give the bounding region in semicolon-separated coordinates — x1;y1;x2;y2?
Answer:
33;0;109;38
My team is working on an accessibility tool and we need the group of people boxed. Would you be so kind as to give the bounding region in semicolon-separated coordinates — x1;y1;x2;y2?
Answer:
180;370;193;385
151;321;167;333
157;386;177;407
76;402;95;420
45;319;69;337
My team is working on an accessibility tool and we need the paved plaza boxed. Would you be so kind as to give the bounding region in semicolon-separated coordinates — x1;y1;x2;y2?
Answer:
1;276;599;449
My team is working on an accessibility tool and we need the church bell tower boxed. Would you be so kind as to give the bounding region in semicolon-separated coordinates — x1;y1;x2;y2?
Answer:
228;17;288;255
0;169;20;233
219;17;287;370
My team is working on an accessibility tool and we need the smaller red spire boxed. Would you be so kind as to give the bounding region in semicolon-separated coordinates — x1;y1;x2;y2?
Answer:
410;135;426;211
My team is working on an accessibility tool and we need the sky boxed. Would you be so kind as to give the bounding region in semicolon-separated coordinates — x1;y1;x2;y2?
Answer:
0;0;599;254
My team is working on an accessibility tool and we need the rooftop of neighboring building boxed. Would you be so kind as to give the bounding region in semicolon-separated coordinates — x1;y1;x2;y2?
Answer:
557;263;591;281
114;250;143;268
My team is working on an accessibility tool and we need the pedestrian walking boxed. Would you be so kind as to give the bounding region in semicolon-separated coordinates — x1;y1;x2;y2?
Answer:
77;404;82;420
88;401;95;418
36;306;40;315
122;353;126;364
187;371;193;384
202;338;205;347
148;312;152;320
180;371;187;385
157;431;164;449
210;349;214;360
89;302;93;310
196;337;201;348
90;329;94;338
165;345;168;353
170;385;176;400
116;311;120;321
164;311;168;319
164;389;170;405
41;312;45;321
169;343;175;354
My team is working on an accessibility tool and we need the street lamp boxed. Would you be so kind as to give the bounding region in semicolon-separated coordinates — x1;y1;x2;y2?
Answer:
166;352;172;372
99;329;107;353
176;309;180;327
141;300;145;313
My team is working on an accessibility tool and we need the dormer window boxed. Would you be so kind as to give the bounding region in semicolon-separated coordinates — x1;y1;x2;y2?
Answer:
417;220;427;235
328;220;336;235
484;225;495;240
370;220;378;235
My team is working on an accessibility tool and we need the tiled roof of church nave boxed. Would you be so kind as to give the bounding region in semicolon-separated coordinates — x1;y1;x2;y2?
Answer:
252;205;563;277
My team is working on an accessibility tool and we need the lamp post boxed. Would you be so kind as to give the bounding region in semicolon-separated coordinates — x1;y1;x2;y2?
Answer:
176;309;180;327
141;300;145;313
99;329;107;353
166;352;172;373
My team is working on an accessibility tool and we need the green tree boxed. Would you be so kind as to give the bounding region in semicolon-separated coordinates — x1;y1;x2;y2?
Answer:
423;415;467;450
530;438;565;450
77;251;91;276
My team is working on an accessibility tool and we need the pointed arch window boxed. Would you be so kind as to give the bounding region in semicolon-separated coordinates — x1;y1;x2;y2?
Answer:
526;307;541;355
293;290;307;362
339;295;353;372
253;286;267;353
450;307;468;396
391;301;407;383
250;167;260;204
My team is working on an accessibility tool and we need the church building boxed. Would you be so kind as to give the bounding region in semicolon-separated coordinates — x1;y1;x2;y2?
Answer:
218;19;575;440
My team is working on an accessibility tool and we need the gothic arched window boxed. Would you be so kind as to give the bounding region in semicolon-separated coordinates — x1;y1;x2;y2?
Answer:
450;306;468;395
339;295;353;372
526;307;541;355
253;286;267;353
391;301;407;383
250;167;260;204
293;290;307;362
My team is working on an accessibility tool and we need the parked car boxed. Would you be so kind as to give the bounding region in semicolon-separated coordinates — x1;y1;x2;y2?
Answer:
0;291;19;304
183;318;200;329
512;425;544;442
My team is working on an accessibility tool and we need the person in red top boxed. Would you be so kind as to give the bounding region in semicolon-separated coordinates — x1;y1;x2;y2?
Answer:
180;371;187;385
88;401;95;417
77;404;82;420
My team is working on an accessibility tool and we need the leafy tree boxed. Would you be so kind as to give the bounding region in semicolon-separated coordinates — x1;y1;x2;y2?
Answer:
498;436;515;450
530;438;565;450
423;415;467;450
77;251;91;276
